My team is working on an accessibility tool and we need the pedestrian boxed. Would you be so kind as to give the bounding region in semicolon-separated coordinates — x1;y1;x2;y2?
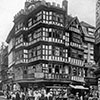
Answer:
75;92;80;100
15;90;21;100
39;93;47;100
34;90;41;100
84;94;88;100
11;92;16;100
20;90;25;100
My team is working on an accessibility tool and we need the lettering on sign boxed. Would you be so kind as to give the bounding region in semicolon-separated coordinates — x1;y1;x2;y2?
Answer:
71;76;84;82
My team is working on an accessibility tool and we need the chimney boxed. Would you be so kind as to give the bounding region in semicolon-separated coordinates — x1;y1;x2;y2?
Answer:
25;1;30;9
62;0;68;15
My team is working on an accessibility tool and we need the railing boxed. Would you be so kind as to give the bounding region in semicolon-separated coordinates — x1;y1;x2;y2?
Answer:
23;73;70;81
15;27;28;34
15;42;29;49
44;73;70;81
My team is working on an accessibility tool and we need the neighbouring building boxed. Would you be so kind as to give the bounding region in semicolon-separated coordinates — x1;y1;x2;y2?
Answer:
0;43;8;90
94;0;100;99
6;0;96;97
81;21;97;96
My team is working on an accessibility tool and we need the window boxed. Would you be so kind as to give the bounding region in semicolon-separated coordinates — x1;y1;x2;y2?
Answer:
15;22;23;32
28;66;35;74
90;44;94;50
78;68;83;76
28;18;32;27
55;65;59;74
27;11;42;28
48;64;52;73
29;45;41;62
84;54;88;59
54;47;60;56
72;67;77;76
78;51;83;59
42;10;63;26
15;35;23;46
42;27;63;42
90;55;94;60
71;33;82;44
70;48;83;59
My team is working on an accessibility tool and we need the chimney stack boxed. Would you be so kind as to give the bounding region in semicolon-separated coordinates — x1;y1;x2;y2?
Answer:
62;0;68;15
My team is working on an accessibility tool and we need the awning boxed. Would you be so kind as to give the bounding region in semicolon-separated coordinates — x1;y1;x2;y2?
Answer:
75;85;88;90
69;85;75;88
69;85;88;90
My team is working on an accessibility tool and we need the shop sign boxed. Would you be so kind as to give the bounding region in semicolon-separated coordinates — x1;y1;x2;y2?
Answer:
85;78;97;84
71;76;84;82
34;73;44;79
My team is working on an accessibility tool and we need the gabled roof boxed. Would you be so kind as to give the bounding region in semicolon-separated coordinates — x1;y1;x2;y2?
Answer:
65;15;74;28
6;25;15;43
66;16;84;36
80;21;95;38
80;21;95;29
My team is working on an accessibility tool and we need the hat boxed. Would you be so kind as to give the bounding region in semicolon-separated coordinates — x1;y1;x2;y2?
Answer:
50;89;52;91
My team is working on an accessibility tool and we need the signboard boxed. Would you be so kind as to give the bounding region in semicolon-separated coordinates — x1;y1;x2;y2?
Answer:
34;73;44;79
71;76;84;82
85;78;97;85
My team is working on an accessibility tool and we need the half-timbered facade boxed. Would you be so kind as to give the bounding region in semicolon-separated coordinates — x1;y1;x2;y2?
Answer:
6;0;90;96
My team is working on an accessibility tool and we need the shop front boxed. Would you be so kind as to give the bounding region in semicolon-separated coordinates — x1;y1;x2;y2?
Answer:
84;77;98;97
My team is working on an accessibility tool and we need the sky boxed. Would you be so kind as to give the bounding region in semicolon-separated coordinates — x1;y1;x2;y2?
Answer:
0;0;96;43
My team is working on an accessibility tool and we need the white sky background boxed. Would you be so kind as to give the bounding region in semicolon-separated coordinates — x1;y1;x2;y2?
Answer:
0;0;96;43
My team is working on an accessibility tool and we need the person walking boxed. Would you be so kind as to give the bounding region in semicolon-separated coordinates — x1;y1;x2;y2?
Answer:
75;92;80;100
15;90;21;100
20;90;25;100
11;92;16;100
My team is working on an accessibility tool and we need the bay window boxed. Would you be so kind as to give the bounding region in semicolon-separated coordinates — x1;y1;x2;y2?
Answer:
15;22;23;33
27;11;42;28
29;45;41;62
42;27;63;43
42;10;64;26
15;49;28;64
